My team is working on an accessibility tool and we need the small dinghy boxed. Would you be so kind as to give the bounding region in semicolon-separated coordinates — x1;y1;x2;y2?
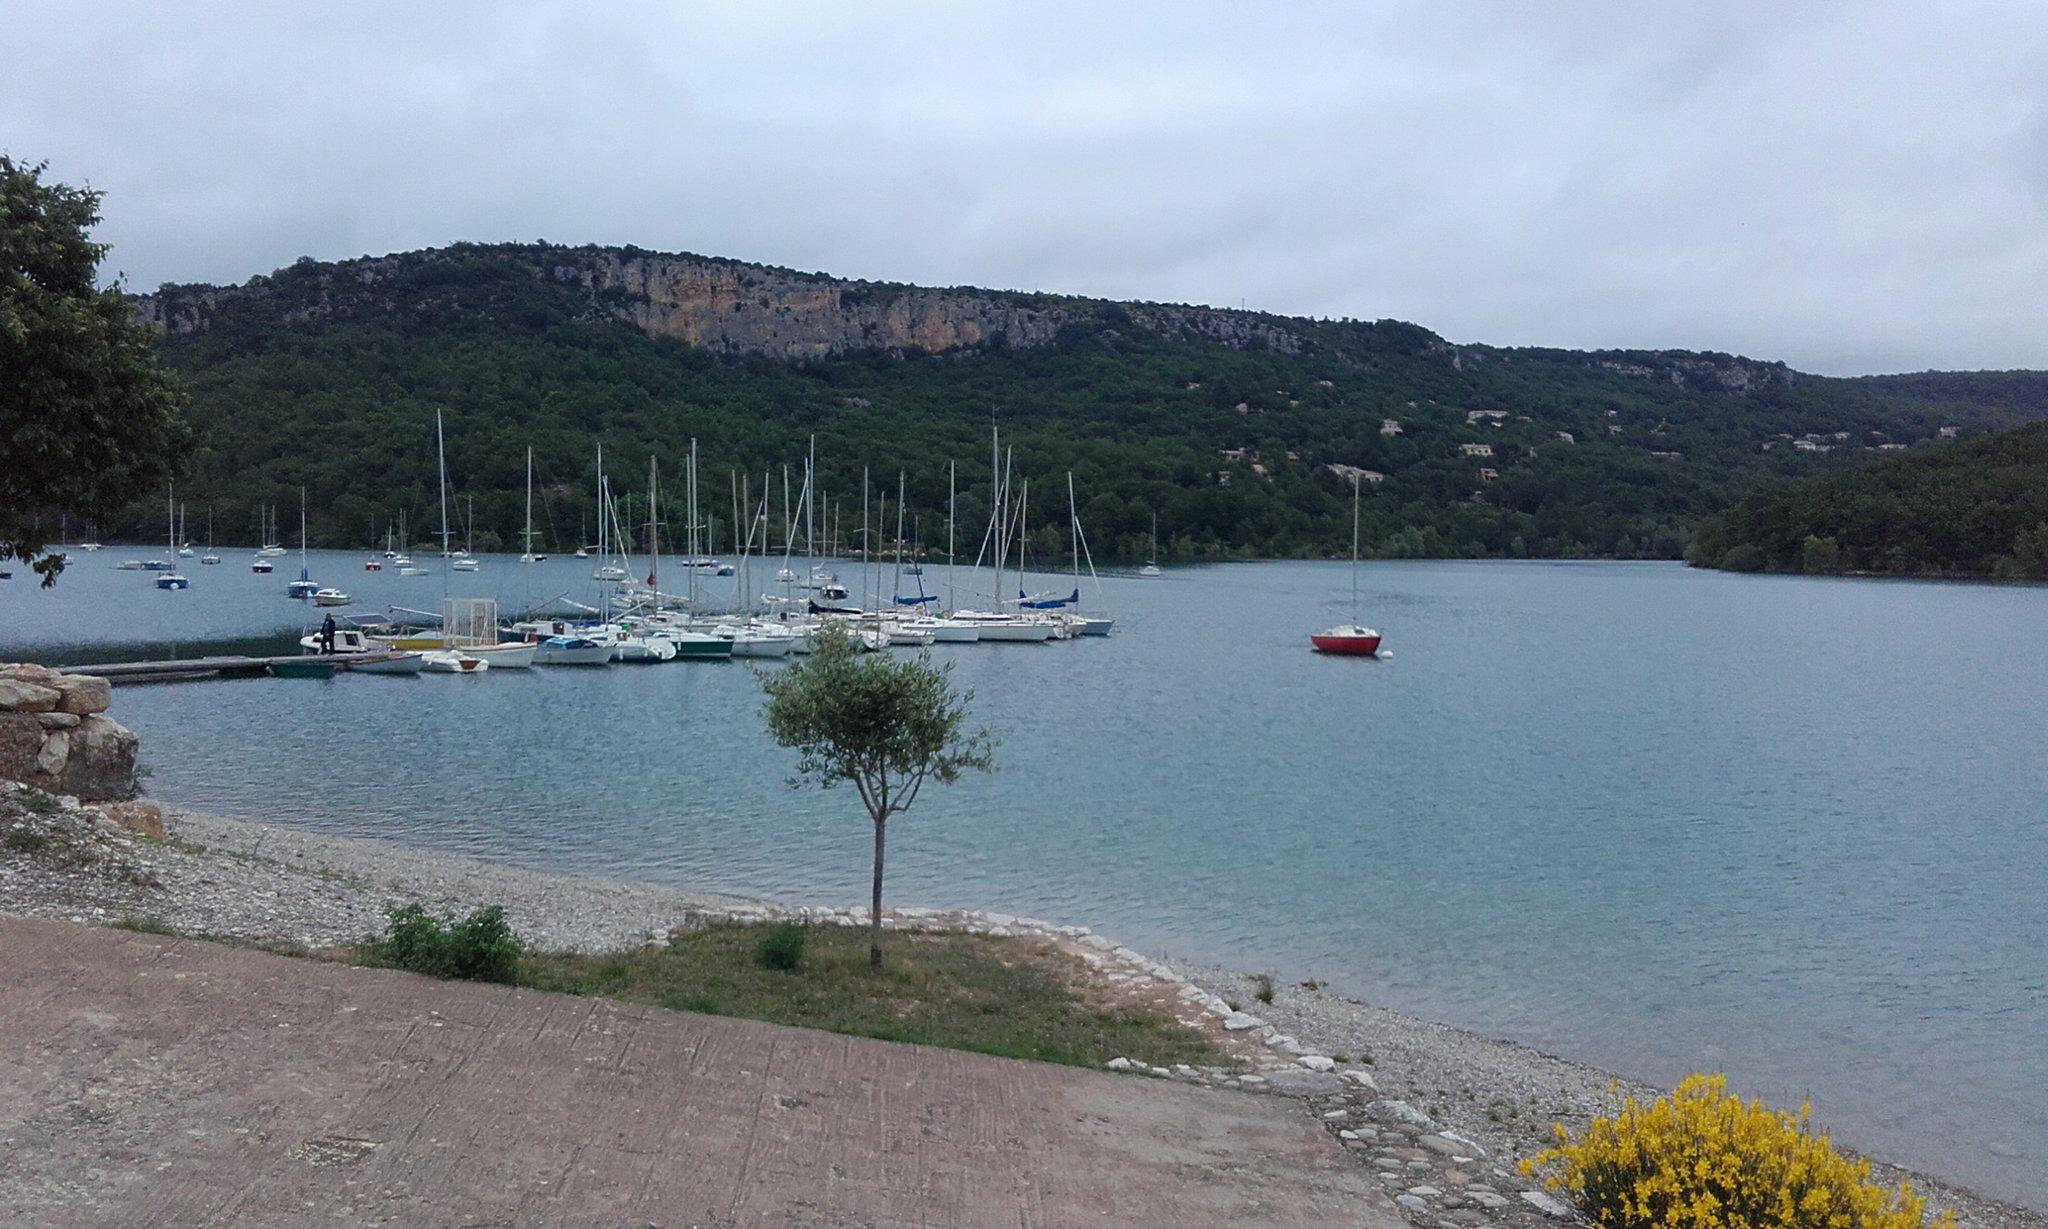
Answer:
269;658;336;680
421;650;489;674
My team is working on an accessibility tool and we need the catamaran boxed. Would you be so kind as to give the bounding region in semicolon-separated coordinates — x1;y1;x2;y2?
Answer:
1309;473;1383;657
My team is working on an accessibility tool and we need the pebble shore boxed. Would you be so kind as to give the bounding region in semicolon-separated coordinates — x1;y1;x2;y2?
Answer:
1;783;2037;1229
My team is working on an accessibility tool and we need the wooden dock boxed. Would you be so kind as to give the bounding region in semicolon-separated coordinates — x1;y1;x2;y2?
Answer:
69;655;325;684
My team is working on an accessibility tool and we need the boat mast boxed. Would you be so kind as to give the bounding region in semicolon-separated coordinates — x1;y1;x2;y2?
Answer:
893;471;906;613
1067;471;1080;593
1350;472;1361;626
436;410;452;557
860;466;871;613
947;460;957;614
648;455;660;606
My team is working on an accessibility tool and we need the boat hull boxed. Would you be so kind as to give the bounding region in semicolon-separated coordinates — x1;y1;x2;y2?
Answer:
965;621;1055;642
1310;632;1382;656
340;652;426;675
269;659;336;680
534;641;613;666
468;643;537;669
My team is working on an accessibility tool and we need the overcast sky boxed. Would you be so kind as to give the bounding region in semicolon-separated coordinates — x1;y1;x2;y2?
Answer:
9;2;2045;375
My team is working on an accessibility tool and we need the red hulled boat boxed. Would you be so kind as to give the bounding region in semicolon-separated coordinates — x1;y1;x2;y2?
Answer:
1311;472;1385;657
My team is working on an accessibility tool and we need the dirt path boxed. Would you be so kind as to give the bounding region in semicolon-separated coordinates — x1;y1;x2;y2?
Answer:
0;917;1400;1228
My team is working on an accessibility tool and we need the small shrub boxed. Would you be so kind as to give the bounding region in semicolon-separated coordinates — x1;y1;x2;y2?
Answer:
753;921;808;971
3;826;51;855
1251;973;1275;1004
373;903;520;984
115;915;178;935
1522;1073;1955;1229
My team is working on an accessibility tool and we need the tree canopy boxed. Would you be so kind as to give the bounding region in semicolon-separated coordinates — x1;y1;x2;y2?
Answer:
761;628;993;967
1687;420;2048;578
1;156;188;584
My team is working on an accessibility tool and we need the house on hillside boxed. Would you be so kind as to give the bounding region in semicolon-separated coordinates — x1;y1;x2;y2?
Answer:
1459;442;1494;458
1793;439;1831;452
1478;467;1500;481
1325;464;1385;485
1939;426;1960;439
1555;431;1575;443
1380;418;1403;436
1466;409;1510;426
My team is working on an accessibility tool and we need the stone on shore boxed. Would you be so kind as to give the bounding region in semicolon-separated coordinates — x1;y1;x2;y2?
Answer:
53;674;111;716
1222;1011;1264;1030
0;678;61;714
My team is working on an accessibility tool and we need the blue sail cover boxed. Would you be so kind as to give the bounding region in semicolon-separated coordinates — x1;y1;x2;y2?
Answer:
893;594;939;605
1018;588;1080;609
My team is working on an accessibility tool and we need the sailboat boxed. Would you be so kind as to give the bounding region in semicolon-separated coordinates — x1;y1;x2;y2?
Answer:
1138;512;1162;576
452;495;480;571
1309;474;1383;656
251;505;275;573
395;509;424;574
155;483;190;590
199;505;220;564
519;447;546;562
286;488;320;598
176;503;194;556
258;504;286;556
365;524;385;571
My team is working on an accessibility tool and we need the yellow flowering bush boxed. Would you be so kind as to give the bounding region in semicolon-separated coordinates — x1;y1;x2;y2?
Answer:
1520;1074;1954;1229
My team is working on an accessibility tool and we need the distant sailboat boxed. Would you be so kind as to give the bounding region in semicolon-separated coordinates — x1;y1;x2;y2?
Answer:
1139;512;1162;576
287;488;319;599
199;505;220;564
1309;474;1382;657
519;446;546;562
155;483;190;590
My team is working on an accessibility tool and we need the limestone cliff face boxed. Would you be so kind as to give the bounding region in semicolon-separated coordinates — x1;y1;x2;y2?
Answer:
553;251;1073;361
133;245;1319;363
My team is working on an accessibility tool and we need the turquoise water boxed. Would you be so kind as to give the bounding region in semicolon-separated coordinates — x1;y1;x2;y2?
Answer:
5;554;2044;1206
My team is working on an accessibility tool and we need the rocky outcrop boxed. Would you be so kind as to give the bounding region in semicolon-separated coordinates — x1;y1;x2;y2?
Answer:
0;665;137;802
135;244;1320;363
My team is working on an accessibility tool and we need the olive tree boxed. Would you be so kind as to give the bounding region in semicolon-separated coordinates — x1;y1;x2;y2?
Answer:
761;627;993;968
2;156;188;584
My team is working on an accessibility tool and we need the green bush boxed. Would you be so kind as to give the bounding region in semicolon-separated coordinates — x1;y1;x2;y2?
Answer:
1718;543;1766;572
374;903;521;984
753;921;808;971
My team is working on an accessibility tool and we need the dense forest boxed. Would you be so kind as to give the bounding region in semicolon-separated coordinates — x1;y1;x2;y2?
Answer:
79;243;2048;563
1687;420;2048;578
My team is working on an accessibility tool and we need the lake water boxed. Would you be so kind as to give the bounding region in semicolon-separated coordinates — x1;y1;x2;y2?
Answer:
5;552;2044;1206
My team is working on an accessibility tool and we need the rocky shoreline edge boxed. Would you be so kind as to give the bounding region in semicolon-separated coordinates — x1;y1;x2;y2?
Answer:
0;783;2037;1229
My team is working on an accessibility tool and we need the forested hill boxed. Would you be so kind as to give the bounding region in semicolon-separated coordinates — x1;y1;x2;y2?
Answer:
114;242;2048;561
1687;420;2048;578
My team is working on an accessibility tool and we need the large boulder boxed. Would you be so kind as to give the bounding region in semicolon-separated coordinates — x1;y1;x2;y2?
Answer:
0;677;60;713
53;675;111;716
0;663;63;688
0;713;43;780
34;730;69;778
51;715;138;802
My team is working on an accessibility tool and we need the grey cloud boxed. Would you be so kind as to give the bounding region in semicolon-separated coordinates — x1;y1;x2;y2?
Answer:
7;0;2045;374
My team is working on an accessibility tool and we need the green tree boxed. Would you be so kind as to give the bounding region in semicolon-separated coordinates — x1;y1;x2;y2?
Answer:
761;627;994;968
1;157;188;584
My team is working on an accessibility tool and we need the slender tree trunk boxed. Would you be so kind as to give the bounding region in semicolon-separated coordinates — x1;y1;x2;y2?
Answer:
870;815;886;969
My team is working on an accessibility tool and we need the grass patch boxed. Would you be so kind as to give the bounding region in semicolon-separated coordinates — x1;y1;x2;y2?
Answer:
1251;972;1275;1004
519;922;1226;1070
114;914;179;935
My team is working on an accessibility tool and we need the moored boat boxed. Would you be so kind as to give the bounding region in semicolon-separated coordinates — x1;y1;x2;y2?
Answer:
421;649;488;673
1311;472;1383;658
312;587;352;607
338;650;426;675
269;658;336;680
534;635;612;666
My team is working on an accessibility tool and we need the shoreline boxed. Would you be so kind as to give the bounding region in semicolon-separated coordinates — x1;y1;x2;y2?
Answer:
1;788;2038;1229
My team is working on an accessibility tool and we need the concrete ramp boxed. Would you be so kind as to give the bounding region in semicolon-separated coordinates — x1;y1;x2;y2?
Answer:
0;918;1398;1227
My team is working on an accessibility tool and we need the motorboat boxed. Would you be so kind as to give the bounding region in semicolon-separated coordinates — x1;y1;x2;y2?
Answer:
301;628;376;655
534;635;613;666
116;560;142;571
364;558;383;571
613;634;678;663
593;563;628;582
451;557;479;573
155;571;190;590
312;587;353;607
251;558;274;574
79;542;102;552
421;649;489;673
140;559;173;572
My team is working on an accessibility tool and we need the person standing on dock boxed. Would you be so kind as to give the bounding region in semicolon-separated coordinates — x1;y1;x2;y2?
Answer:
319;613;337;654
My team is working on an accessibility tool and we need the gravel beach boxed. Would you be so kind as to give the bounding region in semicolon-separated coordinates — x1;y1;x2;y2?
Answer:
2;782;2037;1229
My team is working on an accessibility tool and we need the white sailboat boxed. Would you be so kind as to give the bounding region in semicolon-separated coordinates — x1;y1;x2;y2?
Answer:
451;494;480;571
200;505;220;565
155;483;190;590
1139;512;1162;576
519;446;546;562
286;489;319;598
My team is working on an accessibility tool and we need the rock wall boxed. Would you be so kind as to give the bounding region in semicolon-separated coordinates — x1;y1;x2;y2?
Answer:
0;665;138;802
